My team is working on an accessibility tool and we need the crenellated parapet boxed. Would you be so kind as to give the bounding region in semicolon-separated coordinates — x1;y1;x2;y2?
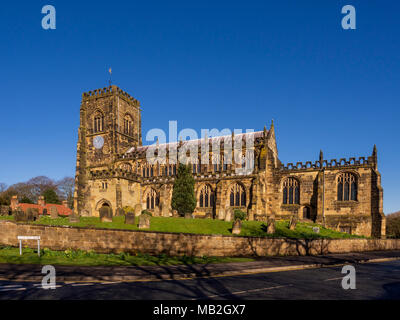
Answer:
281;155;373;172
90;168;139;181
82;85;140;107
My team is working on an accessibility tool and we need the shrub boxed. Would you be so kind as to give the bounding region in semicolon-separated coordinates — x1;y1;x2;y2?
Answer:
20;196;34;204
387;217;400;238
123;206;135;214
141;210;152;217
234;209;246;221
43;189;61;204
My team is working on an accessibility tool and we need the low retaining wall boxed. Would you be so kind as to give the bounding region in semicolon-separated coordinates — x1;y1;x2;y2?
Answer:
1;220;399;257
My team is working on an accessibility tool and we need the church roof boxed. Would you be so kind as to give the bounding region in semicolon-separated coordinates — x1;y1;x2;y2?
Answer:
125;130;265;154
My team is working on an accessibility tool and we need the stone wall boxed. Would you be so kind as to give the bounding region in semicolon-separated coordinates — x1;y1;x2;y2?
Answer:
1;220;399;257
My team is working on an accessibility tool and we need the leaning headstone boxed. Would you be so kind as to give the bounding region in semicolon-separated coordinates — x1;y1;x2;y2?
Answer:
50;206;58;219
217;208;225;220
184;212;193;219
312;227;320;234
232;219;242;235
134;204;143;217
138;214;150;229
289;215;297;230
115;208;125;217
99;206;113;223
266;217;276;234
125;212;135;225
69;214;80;223
13;209;27;222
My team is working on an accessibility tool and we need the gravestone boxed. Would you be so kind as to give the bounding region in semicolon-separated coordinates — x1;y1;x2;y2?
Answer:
134;204;143;217
172;209;179;217
232;219;242;235
153;206;160;217
50;206;58;219
266;217;276;234
289;215;298;230
69;214;80;223
138;214;150;229
99;206;113;223
161;204;170;217
184;212;193;219
247;209;254;221
25;208;38;222
217;208;225;220
31;208;39;221
0;206;11;216
312;227;320;234
13;209;27;222
115;207;125;217
224;208;234;222
125;212;135;225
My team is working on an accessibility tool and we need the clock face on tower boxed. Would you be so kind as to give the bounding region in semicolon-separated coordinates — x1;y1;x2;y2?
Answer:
93;136;105;149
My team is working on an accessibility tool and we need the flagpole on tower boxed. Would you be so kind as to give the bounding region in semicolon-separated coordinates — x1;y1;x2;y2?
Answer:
108;67;112;86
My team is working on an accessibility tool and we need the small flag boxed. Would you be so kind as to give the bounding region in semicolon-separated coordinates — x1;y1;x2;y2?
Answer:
109;67;112;75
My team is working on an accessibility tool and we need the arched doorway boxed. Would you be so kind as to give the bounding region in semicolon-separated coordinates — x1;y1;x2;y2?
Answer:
95;199;113;217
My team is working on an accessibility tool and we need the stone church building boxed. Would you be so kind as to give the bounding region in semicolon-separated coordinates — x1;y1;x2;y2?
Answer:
73;85;386;238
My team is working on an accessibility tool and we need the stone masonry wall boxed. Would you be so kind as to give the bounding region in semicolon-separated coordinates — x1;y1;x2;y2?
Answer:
1;220;399;257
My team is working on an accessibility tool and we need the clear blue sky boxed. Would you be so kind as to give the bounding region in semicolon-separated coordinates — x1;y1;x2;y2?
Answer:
0;1;399;213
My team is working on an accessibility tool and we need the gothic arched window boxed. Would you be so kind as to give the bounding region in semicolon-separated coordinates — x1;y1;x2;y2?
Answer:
124;114;133;136
282;178;300;205
146;189;159;210
229;183;246;207
337;172;357;201
94;112;104;133
199;185;214;208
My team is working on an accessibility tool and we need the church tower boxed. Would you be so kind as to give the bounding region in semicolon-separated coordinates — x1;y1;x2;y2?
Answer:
73;85;142;215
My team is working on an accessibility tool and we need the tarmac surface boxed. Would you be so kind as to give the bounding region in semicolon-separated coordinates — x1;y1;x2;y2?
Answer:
0;250;399;300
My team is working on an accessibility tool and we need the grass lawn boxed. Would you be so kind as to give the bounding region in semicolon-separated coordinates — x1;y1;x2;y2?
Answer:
0;246;254;267
0;216;363;267
0;215;363;239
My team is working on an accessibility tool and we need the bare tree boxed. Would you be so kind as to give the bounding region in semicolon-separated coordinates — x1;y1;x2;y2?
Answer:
56;177;75;208
7;176;56;203
0;183;7;193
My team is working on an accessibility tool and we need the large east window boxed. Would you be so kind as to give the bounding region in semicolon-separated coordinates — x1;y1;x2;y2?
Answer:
282;177;300;205
337;172;357;201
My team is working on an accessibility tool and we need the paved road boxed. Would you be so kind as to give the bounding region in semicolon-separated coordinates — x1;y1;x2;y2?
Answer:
0;260;399;300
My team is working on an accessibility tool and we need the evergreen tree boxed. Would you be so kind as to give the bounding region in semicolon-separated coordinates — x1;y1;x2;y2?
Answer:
43;188;61;204
171;164;196;215
20;196;34;204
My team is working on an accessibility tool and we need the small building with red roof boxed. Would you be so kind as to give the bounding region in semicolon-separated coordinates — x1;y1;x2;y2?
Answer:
10;195;72;216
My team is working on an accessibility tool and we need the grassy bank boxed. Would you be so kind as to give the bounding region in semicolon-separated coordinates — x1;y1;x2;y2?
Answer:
0;215;363;239
0;246;254;267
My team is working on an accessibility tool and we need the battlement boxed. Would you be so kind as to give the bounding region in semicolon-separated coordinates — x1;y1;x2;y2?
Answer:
281;156;373;171
90;168;139;180
82;85;140;106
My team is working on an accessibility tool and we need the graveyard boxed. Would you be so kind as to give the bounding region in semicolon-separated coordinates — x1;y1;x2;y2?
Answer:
0;213;362;240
